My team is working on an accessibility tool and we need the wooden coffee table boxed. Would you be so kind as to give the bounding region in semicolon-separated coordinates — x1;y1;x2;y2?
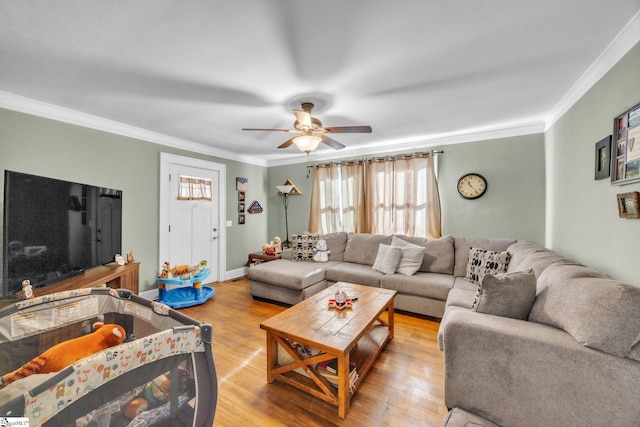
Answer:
260;282;396;419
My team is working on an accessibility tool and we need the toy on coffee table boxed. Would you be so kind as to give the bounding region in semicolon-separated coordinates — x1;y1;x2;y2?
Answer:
157;260;215;309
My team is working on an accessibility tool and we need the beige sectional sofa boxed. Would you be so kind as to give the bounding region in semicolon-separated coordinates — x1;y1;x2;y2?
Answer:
249;233;640;426
248;232;513;317
440;241;640;427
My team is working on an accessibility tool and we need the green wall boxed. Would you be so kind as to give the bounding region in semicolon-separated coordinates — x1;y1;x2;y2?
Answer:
268;133;546;244
3;40;637;293
0;108;269;292
546;42;640;285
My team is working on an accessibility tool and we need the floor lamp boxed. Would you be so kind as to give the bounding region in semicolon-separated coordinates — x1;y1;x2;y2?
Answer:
276;185;294;248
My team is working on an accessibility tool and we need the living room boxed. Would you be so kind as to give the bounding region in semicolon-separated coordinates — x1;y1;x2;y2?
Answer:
1;2;640;426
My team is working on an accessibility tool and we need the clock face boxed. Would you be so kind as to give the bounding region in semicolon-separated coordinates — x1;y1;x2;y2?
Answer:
457;173;487;199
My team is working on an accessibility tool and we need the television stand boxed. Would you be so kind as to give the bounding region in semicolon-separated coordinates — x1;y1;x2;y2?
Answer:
0;263;139;309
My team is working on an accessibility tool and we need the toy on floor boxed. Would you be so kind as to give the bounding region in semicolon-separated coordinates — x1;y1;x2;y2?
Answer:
0;323;126;389
313;239;331;262
157;260;215;309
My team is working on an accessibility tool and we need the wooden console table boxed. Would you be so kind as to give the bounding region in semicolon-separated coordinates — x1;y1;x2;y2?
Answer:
0;263;139;309
248;252;280;267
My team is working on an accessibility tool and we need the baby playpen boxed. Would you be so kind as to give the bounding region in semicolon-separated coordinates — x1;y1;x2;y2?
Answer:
0;287;217;426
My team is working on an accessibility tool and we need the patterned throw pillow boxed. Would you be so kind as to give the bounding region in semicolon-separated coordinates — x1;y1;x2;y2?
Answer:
465;247;511;285
291;234;319;262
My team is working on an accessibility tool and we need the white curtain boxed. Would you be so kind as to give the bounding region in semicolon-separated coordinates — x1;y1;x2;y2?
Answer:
309;153;441;238
366;155;441;238
309;162;366;234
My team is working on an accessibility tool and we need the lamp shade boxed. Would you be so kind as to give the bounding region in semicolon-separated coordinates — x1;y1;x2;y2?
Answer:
276;185;294;194
293;135;322;153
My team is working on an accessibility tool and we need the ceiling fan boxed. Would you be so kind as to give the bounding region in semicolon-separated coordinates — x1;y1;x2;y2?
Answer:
242;102;372;153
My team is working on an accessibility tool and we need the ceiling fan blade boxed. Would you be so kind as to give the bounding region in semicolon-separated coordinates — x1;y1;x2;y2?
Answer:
321;135;346;150
242;128;293;132
277;136;297;149
293;109;312;128
324;125;372;133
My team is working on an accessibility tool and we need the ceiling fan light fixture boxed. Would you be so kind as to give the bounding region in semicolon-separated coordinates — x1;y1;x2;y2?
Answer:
293;135;322;153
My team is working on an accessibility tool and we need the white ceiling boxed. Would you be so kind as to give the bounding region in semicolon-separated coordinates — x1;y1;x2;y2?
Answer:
1;1;640;166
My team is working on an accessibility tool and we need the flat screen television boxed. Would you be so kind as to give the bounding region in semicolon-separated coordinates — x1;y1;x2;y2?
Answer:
2;170;122;299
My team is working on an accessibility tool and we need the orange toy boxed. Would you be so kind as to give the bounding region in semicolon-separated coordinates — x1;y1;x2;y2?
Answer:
0;323;126;389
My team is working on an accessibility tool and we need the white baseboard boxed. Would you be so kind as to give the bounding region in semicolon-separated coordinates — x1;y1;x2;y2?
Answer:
225;267;248;281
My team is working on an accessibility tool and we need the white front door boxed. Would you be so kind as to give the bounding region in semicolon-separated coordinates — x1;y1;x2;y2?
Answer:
159;154;226;283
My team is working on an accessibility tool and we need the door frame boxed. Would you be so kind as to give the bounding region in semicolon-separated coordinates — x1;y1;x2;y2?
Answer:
159;153;226;283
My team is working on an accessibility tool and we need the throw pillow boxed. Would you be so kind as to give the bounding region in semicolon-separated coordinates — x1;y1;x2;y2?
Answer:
391;236;425;276
372;244;402;275
465;247;511;285
291;233;319;262
472;270;537;320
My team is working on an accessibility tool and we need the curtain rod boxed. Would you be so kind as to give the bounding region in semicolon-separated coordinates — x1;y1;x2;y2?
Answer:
307;150;444;169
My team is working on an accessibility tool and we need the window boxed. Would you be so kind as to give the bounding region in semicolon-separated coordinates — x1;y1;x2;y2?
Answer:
178;176;212;201
309;153;441;238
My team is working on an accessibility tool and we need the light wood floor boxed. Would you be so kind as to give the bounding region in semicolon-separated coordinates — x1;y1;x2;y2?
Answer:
181;277;447;426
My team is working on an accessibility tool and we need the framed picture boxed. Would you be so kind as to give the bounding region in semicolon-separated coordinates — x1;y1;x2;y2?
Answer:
238;191;245;202
612;102;640;185
238;203;245;213
238;214;245;224
236;177;248;191
248;200;263;214
595;135;611;180
617;191;640;218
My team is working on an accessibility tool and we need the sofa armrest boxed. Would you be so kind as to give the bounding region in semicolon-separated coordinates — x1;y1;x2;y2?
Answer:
442;310;640;427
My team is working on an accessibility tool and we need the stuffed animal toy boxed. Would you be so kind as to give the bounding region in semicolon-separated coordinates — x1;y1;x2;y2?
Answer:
0;323;126;389
312;239;331;263
273;236;282;254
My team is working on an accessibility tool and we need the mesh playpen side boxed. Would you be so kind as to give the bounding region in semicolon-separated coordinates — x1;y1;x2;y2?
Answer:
0;288;217;427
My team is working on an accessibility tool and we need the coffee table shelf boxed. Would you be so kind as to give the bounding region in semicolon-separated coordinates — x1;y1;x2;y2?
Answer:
260;282;396;419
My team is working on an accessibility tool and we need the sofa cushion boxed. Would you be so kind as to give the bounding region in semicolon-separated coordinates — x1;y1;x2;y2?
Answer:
380;272;454;300
529;262;640;357
390;236;424;276
472;270;536;320
291;233;319;262
321;232;348;261
445;287;476;309
247;259;339;290
453;237;516;277
325;262;383;287
511;250;574;278
505;240;549;272
396;235;455;274
248;259;337;290
372;244;402;275
465;247;511;285
343;233;392;265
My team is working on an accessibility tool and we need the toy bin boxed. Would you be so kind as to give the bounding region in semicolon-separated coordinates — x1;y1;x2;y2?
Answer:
157;268;215;309
0;288;217;427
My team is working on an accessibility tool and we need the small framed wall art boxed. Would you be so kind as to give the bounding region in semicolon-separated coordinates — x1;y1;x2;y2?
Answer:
594;135;611;180
617;191;640;218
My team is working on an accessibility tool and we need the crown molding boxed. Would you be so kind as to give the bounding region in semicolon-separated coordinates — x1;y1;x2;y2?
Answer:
545;10;640;130
267;119;546;167
0;91;268;167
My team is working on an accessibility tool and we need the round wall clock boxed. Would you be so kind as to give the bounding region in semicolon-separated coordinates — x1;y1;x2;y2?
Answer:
457;173;487;200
